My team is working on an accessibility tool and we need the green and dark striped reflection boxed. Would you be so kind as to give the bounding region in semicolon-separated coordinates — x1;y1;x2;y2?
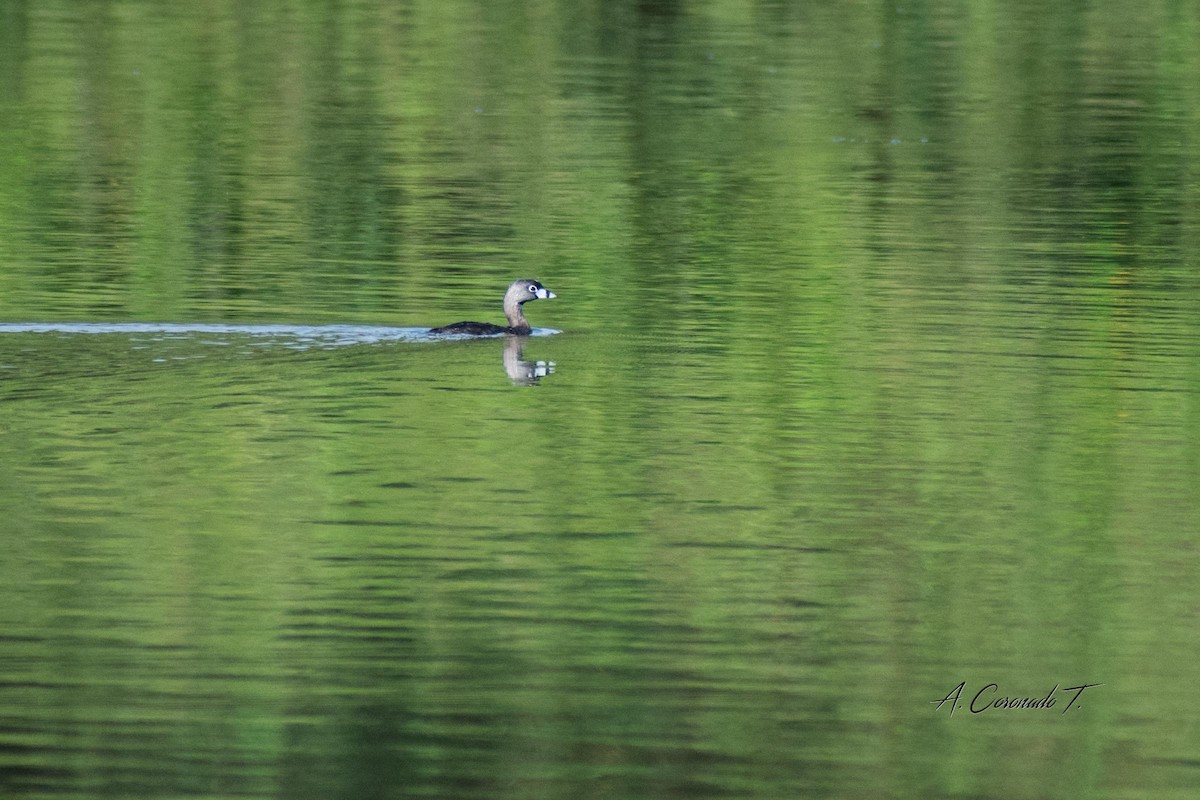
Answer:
1;2;1198;799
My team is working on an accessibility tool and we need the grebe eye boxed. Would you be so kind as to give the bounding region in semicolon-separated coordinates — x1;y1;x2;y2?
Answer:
528;284;538;292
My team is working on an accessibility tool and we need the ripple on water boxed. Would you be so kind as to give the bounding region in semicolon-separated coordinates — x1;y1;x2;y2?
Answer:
0;323;561;349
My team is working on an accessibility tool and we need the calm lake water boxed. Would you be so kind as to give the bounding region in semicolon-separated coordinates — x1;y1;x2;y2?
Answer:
2;2;1199;799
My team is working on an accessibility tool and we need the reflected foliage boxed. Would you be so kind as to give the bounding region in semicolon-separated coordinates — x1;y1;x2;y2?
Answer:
1;2;1199;799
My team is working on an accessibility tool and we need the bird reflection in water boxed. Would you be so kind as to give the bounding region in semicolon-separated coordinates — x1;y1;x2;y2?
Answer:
503;335;555;386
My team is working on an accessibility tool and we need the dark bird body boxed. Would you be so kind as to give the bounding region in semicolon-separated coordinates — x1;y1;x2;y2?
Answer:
430;279;557;335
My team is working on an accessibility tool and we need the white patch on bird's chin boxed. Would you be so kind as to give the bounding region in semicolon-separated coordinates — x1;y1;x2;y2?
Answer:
535;288;556;300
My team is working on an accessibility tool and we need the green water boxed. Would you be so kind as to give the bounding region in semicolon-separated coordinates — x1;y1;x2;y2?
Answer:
2;2;1199;798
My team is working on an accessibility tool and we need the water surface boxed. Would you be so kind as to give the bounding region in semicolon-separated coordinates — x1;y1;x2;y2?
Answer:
2;2;1199;799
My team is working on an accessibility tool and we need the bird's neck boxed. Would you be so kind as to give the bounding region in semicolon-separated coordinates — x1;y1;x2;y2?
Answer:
504;298;530;332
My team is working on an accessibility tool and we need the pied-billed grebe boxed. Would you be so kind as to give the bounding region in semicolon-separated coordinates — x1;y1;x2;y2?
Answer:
430;279;556;335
